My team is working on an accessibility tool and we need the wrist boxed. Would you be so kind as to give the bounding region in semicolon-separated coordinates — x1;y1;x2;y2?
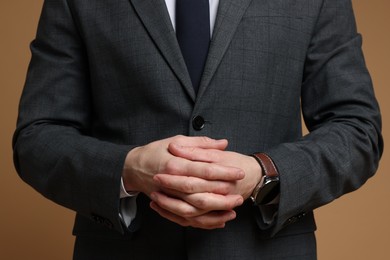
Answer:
249;153;280;205
242;155;263;200
122;146;144;192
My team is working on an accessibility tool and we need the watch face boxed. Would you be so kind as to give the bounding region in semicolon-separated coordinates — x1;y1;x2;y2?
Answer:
256;178;280;205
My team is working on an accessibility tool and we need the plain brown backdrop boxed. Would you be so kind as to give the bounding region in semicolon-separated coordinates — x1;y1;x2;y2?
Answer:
1;1;388;259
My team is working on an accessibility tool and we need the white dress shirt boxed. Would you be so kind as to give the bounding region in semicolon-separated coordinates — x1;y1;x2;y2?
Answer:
164;0;220;36
120;0;220;227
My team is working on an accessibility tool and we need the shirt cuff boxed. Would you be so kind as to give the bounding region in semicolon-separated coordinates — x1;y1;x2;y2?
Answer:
119;178;139;227
120;177;139;198
119;196;138;227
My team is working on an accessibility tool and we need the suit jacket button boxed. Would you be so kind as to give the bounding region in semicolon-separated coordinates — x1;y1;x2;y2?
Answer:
192;116;205;131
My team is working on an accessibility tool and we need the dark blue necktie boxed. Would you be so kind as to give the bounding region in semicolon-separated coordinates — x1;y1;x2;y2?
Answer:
176;0;210;93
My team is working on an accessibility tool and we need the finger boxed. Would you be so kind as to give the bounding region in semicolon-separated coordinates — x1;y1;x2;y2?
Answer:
171;135;228;151
150;192;206;217
150;202;236;229
162;189;244;210
189;210;237;229
169;143;220;163
163;157;244;181
150;201;191;227
155;174;235;194
151;191;242;216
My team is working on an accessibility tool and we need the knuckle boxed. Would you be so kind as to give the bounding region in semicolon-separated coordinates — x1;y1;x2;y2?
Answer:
185;147;197;160
192;217;206;227
182;208;196;218
224;183;234;194
203;166;213;179
200;136;212;143
165;158;178;173
193;197;208;209
183;179;195;193
210;151;221;161
213;183;231;194
174;135;185;142
208;218;224;228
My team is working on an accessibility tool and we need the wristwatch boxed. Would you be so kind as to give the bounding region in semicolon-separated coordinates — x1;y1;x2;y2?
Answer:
250;153;280;205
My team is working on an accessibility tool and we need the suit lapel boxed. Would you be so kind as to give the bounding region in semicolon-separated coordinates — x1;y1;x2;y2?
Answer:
129;0;253;102
129;0;195;101
197;0;253;100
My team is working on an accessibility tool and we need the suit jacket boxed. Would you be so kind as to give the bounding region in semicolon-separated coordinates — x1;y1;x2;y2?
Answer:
13;0;383;259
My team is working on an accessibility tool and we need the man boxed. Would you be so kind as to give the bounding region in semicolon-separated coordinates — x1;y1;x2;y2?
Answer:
13;0;383;259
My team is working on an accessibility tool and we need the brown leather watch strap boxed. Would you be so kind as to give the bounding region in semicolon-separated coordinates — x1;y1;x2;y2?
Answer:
252;153;279;178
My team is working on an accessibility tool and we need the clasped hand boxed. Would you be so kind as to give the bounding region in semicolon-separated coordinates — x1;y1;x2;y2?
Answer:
122;135;261;229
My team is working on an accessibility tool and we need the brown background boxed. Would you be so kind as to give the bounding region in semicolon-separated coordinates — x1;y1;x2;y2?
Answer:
1;1;388;259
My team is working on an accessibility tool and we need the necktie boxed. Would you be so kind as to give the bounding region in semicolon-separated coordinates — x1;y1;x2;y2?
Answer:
176;0;210;93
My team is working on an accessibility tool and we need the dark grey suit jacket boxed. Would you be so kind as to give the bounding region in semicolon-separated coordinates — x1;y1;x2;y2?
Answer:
13;0;383;259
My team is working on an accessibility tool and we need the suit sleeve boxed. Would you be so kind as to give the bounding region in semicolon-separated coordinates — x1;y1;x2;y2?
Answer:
13;0;133;233
263;0;383;235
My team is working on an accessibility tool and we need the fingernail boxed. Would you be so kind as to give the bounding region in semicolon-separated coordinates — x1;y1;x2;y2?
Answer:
150;193;157;201
236;197;244;206
150;201;158;211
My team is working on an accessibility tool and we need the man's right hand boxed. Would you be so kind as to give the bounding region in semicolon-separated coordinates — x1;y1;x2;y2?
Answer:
121;135;245;229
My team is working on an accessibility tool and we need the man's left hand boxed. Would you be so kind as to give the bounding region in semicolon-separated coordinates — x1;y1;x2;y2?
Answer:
149;141;262;228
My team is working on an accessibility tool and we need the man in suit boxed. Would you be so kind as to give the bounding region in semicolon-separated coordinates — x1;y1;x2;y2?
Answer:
13;0;383;259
